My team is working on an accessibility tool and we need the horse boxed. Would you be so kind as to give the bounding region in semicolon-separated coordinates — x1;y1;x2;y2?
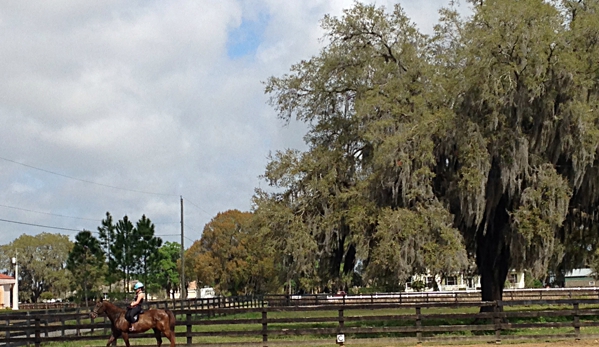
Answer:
90;298;176;347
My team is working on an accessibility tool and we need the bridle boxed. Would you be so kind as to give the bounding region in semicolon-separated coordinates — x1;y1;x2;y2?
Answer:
90;303;101;319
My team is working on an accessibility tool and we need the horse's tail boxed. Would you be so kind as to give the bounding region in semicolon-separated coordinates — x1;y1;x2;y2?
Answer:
166;309;176;332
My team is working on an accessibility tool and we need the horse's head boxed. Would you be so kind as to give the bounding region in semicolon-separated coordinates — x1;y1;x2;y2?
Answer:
90;298;105;319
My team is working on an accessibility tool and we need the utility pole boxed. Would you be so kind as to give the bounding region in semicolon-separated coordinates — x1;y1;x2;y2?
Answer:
180;196;186;300
11;255;18;310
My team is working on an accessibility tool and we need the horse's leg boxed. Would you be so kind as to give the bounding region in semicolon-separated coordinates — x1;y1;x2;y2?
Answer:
163;327;176;347
122;332;131;347
167;331;176;347
153;328;163;347
105;334;116;347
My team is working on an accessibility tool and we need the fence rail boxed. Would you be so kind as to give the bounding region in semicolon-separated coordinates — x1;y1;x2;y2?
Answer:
2;298;599;346
14;287;599;313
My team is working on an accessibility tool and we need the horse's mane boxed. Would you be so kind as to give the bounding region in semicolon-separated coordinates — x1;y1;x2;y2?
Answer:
102;300;125;312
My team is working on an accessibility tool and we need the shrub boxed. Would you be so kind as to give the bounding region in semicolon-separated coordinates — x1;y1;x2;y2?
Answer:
411;280;425;292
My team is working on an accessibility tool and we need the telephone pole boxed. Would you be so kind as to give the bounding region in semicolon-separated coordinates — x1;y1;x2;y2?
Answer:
11;255;18;310
180;196;186;300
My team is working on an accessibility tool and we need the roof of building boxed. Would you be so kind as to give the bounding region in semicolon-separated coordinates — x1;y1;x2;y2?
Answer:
565;268;594;278
0;274;14;280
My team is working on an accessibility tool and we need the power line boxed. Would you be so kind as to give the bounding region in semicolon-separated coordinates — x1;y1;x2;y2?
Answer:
0;155;179;197
0;203;99;222
183;197;212;218
0;203;180;226
0;218;84;232
0;217;189;239
183;225;203;239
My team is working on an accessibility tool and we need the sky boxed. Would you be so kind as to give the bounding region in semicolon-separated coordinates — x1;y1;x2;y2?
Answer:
0;0;472;247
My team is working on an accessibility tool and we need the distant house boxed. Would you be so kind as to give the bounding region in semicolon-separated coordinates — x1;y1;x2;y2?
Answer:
405;269;526;292
564;268;596;288
405;272;477;292
505;270;526;289
0;274;17;309
171;281;215;299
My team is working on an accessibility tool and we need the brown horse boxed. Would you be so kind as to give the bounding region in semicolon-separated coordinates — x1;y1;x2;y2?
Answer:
90;298;176;347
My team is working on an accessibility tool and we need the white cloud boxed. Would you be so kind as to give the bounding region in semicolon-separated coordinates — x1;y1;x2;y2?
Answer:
0;0;469;246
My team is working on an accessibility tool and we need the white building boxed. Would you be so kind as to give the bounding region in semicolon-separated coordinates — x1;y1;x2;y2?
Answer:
564;268;596;287
0;274;17;309
171;281;215;299
405;269;526;292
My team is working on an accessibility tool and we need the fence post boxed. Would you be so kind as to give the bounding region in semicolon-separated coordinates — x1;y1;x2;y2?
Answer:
34;316;41;347
415;306;422;344
573;302;580;340
26;311;31;347
262;310;268;347
5;318;10;345
494;302;502;344
76;307;81;336
59;316;65;336
44;316;49;338
44;309;49;338
186;312;192;345
338;308;345;345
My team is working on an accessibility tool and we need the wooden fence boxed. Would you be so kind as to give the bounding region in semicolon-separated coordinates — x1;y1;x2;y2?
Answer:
2;298;599;347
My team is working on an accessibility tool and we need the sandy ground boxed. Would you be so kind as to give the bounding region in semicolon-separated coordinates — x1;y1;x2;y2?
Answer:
334;338;599;347
71;340;599;347
404;340;599;347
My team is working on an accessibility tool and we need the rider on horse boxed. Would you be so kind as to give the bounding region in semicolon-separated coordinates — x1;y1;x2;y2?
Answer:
126;282;145;331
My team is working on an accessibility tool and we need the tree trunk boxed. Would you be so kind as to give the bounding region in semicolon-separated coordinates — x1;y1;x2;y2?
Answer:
478;248;509;303
84;281;89;308
477;167;512;311
478;212;510;305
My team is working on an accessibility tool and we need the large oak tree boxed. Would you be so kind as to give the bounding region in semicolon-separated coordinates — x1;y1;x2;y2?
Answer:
0;233;72;302
258;0;599;301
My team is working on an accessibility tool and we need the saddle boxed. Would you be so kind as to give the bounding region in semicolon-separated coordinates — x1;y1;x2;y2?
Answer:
127;309;144;323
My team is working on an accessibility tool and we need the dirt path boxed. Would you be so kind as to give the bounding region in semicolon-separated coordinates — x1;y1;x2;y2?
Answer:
417;340;599;347
334;338;599;347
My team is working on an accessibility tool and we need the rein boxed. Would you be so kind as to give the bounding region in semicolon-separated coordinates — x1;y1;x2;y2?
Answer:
90;307;99;318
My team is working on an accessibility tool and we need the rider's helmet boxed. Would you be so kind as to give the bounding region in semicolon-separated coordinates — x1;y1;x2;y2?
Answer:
134;282;144;290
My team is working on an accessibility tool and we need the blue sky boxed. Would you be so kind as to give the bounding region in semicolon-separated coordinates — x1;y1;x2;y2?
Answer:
0;0;471;247
228;13;270;59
